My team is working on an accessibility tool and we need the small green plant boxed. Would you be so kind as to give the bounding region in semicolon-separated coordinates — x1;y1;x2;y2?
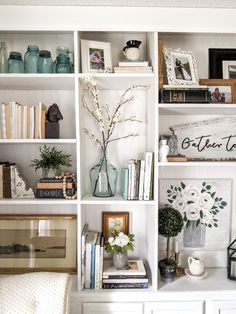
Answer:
30;145;72;177
105;229;135;254
159;206;183;263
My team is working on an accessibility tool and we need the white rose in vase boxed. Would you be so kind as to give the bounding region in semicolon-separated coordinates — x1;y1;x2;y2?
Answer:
186;203;200;221
199;192;214;211
184;185;201;201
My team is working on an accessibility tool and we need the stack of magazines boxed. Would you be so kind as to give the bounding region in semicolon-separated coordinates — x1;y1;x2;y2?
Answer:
102;259;148;289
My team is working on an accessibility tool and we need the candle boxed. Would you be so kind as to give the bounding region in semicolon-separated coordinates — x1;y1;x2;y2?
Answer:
174;239;179;254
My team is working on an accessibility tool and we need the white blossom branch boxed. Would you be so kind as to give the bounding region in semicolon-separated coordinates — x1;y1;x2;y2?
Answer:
106;133;139;144
82;128;103;149
82;95;100;123
117;115;142;123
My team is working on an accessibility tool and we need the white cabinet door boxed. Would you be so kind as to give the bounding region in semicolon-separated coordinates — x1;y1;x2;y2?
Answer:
83;302;143;314
144;301;203;314
212;300;236;314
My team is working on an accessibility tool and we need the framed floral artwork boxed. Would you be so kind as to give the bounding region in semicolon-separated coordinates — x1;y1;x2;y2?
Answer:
102;212;129;240
159;179;231;267
163;48;199;86
0;215;77;273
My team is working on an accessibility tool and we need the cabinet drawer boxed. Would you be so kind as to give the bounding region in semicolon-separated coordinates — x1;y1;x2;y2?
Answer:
83;302;143;314
212;300;236;314
144;301;204;314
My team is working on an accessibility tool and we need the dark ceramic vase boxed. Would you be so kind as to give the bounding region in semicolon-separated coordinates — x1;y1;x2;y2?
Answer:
158;259;176;283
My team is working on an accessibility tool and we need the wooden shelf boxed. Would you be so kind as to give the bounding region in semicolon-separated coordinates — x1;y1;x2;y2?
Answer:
159;161;236;167
0;139;77;144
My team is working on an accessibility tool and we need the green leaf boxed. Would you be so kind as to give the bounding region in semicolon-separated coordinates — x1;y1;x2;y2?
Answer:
196;219;200;226
172;195;177;199
200;210;203;218
181;182;186;189
221;201;227;207
206;185;211;190
215;197;219;202
202;182;206;186
167;189;171;193
168;199;173;203
187;201;194;204
214;223;218;227
208;224;212;228
211;192;216;198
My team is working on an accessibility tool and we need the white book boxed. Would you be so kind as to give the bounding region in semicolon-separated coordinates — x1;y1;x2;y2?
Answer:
99;235;104;289
10;101;16;139
85;231;98;289
118;61;149;67
29;106;35;139
1;103;6;139
138;159;145;200
94;233;101;290
38;102;42;139
143;152;154;201
22;105;27;139
103;260;146;277
17;104;22;139
81;223;89;289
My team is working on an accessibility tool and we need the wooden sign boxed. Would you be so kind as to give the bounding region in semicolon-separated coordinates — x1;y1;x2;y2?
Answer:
171;116;236;159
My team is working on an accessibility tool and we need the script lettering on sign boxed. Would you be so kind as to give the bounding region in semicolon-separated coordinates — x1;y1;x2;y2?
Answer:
171;117;236;159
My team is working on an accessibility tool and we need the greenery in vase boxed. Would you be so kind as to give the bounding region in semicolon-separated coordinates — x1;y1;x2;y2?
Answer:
30;145;72;177
166;181;227;229
159;207;183;263
105;229;135;254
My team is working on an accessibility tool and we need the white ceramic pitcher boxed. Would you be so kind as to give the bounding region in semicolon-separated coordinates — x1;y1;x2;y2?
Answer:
188;256;204;276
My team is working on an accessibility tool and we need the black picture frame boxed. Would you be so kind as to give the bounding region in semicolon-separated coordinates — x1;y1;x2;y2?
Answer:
209;48;236;78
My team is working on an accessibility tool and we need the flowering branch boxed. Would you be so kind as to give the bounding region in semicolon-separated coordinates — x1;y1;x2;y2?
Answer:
107;134;139;144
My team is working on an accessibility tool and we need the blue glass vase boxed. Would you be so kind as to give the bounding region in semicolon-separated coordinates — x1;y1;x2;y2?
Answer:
37;50;53;73
24;45;39;73
8;51;24;73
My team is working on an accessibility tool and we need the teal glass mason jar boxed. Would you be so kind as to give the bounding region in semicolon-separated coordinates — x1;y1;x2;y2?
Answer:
24;45;39;73
8;51;24;73
56;54;71;73
37;50;53;73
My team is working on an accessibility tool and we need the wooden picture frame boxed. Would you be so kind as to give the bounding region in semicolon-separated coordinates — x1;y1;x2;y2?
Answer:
0;215;77;274
81;39;112;73
102;212;129;240
199;79;236;103
163;48;199;86
209;48;236;79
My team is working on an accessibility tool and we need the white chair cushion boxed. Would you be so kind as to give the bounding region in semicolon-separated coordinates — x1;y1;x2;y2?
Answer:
0;272;71;314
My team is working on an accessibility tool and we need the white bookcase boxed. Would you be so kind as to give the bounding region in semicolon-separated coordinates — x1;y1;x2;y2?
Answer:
1;5;236;314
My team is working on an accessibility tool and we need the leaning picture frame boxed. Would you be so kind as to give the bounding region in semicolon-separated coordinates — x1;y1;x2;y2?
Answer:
102;212;129;240
163;48;199;86
199;79;236;103
209;48;236;79
81;39;112;73
0;215;77;273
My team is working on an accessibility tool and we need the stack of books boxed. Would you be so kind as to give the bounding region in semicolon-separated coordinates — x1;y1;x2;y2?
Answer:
121;152;154;200
102;259;148;289
160;85;210;103
0;101;46;139
114;61;153;73
36;177;76;198
81;226;105;290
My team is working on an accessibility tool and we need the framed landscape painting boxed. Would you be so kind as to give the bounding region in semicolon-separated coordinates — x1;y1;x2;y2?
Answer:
0;215;77;273
102;212;129;240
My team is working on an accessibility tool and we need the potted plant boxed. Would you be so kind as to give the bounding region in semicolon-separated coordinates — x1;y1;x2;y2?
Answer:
105;229;135;270
30;145;72;178
158;206;183;283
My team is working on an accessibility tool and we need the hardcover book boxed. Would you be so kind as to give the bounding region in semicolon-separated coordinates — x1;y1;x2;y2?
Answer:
161;88;211;103
103;260;146;277
102;282;148;289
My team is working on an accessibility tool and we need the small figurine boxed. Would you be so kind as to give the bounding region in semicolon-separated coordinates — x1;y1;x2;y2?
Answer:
46;103;63;122
168;128;178;155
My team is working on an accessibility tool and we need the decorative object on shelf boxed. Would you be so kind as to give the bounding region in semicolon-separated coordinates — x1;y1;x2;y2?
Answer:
105;228;134;270
0;41;8;73
81;39;112;73
54;46;73;73
184;268;208;280
159;139;169;162
170;116;236;159
30;145;72;178
24;45;39;73
174;239;185;277
158;207;183;283
37;50;53;73
102;211;129;240
11;165;35;199
188;256;205;276
81;75;146;197
160;85;210;103
36;172;77;199
199;79;236;103
158;39;165;89
160;179;230;251
163;48;199;86
123;40;142;61
0;214;77;273
209;48;236;79
8;51;24;73
168;128;178;156
45;103;63;139
227;238;236;280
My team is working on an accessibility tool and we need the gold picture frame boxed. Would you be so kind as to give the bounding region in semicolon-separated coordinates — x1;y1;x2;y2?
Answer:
200;79;236;103
0;215;77;274
102;212;129;240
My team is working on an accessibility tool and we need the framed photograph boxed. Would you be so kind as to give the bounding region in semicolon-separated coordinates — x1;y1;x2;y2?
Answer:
0;215;77;273
102;212;129;240
209;48;236;79
81;39;112;73
163;48;199;86
199;79;236;103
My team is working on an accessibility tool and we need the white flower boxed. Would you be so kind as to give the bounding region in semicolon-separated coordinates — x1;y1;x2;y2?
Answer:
184;185;201;201
118;232;130;247
186;203;200;221
172;197;186;213
201;210;213;224
108;237;114;244
84;75;96;86
198;192;214;211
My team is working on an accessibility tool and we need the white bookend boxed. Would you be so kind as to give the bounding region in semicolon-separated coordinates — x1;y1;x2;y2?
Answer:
138;159;145;200
94;232;101;290
143;152;154;201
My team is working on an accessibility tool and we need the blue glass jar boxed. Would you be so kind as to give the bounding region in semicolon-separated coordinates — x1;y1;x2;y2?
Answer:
37;50;53;73
8;51;24;73
56;54;71;73
24;45;39;73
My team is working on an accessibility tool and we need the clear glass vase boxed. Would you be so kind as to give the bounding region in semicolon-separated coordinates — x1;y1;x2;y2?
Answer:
183;220;206;248
90;150;118;197
113;252;128;270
